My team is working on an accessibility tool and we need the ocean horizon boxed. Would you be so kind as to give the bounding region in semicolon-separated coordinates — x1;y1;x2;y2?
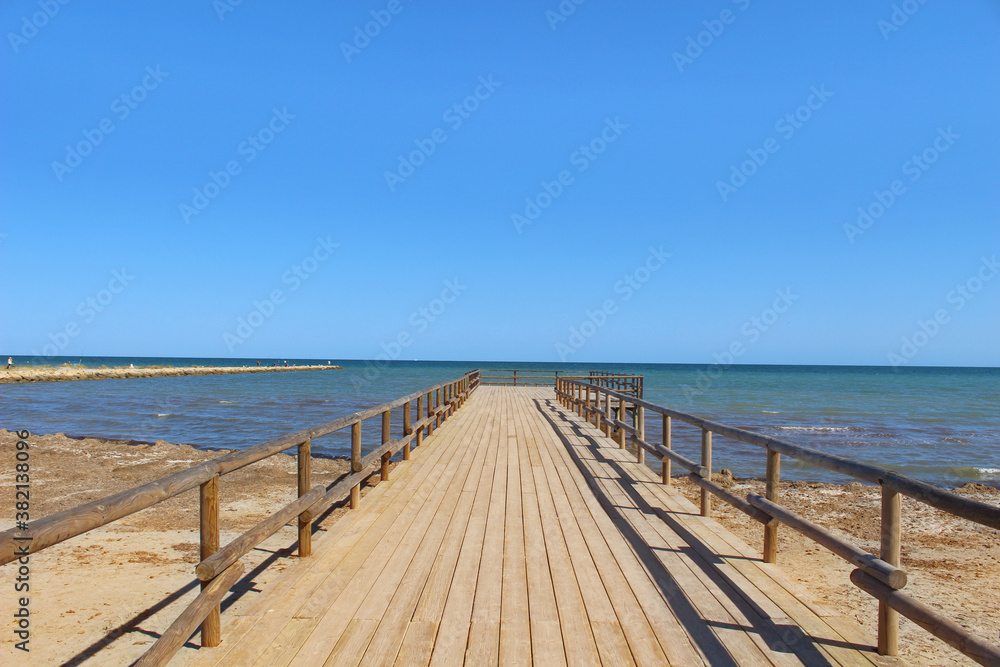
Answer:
2;356;997;489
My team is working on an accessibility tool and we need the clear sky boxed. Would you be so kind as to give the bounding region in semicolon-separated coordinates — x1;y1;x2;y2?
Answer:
2;1;998;366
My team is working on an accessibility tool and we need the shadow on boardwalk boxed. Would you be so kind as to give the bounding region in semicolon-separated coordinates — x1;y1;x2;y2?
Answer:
534;397;872;666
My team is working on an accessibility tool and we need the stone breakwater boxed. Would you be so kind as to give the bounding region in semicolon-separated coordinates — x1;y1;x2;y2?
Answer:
0;364;341;384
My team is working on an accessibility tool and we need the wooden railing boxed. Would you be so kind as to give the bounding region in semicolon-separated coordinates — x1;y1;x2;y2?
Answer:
0;371;479;666
556;377;1000;666
478;369;643;397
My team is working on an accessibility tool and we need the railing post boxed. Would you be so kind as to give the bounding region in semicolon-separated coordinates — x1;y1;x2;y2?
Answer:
662;415;671;485
513;370;517;386
764;447;780;563
200;474;220;647
700;429;712;517
381;409;391;482
617;398;626;449
603;391;612;437
585;385;592;425
350;422;361;509
297;439;312;558
878;485;901;656
416;395;424;448
403;400;412;460
636;406;645;464
435;388;442;428
426;391;434;435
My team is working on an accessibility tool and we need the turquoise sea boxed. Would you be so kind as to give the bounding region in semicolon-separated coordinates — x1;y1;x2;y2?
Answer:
1;357;997;488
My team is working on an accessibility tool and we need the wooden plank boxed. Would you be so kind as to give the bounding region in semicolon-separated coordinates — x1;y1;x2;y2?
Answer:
250;617;317;667
546;397;779;666
535;411;670;666
549;393;879;667
530;453;601;666
529;401;632;666
321;619;379;667
523;397;708;667
464;389;511;664
212;467;453;663
393;621;437;666
288;397;489;664
215;395;484;667
358;401;498;665
426;390;505;666
499;403;531;666
510;389;567;666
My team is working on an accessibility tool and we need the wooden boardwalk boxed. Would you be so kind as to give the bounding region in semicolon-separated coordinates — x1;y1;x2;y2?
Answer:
181;386;889;666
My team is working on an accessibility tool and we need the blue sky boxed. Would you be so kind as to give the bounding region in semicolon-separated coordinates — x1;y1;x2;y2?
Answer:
1;0;998;366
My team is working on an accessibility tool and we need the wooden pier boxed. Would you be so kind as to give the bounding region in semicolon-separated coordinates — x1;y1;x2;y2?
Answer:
179;386;888;666
2;370;998;665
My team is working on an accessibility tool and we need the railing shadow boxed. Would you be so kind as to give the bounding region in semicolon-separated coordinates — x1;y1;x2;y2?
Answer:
61;493;363;667
534;397;866;666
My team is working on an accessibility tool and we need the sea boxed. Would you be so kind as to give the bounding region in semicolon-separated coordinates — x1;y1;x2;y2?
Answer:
2;357;997;489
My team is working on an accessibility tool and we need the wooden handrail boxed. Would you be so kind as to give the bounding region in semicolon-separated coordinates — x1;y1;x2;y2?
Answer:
851;570;1000;666
135;561;245;667
556;376;1000;665
0;371;479;665
747;493;907;589
0;374;476;565
560;379;1000;530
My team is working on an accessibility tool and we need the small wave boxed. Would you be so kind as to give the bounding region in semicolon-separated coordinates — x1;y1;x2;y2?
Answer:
219;400;237;404
774;426;855;432
761;410;780;414
964;467;1000;479
155;413;172;418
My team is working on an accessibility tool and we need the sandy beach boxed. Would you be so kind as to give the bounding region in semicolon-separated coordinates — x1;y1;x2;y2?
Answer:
668;472;1000;666
1;430;997;665
0;364;341;384
0;430;383;666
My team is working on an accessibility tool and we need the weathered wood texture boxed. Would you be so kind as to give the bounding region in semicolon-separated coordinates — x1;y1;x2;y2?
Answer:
183;387;886;667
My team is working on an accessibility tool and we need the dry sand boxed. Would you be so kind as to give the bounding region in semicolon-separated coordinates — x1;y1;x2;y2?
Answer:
0;430;381;666
0;430;997;665
668;471;1000;666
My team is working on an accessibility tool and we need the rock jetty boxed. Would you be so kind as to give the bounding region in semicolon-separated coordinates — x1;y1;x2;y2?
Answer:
0;364;340;384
